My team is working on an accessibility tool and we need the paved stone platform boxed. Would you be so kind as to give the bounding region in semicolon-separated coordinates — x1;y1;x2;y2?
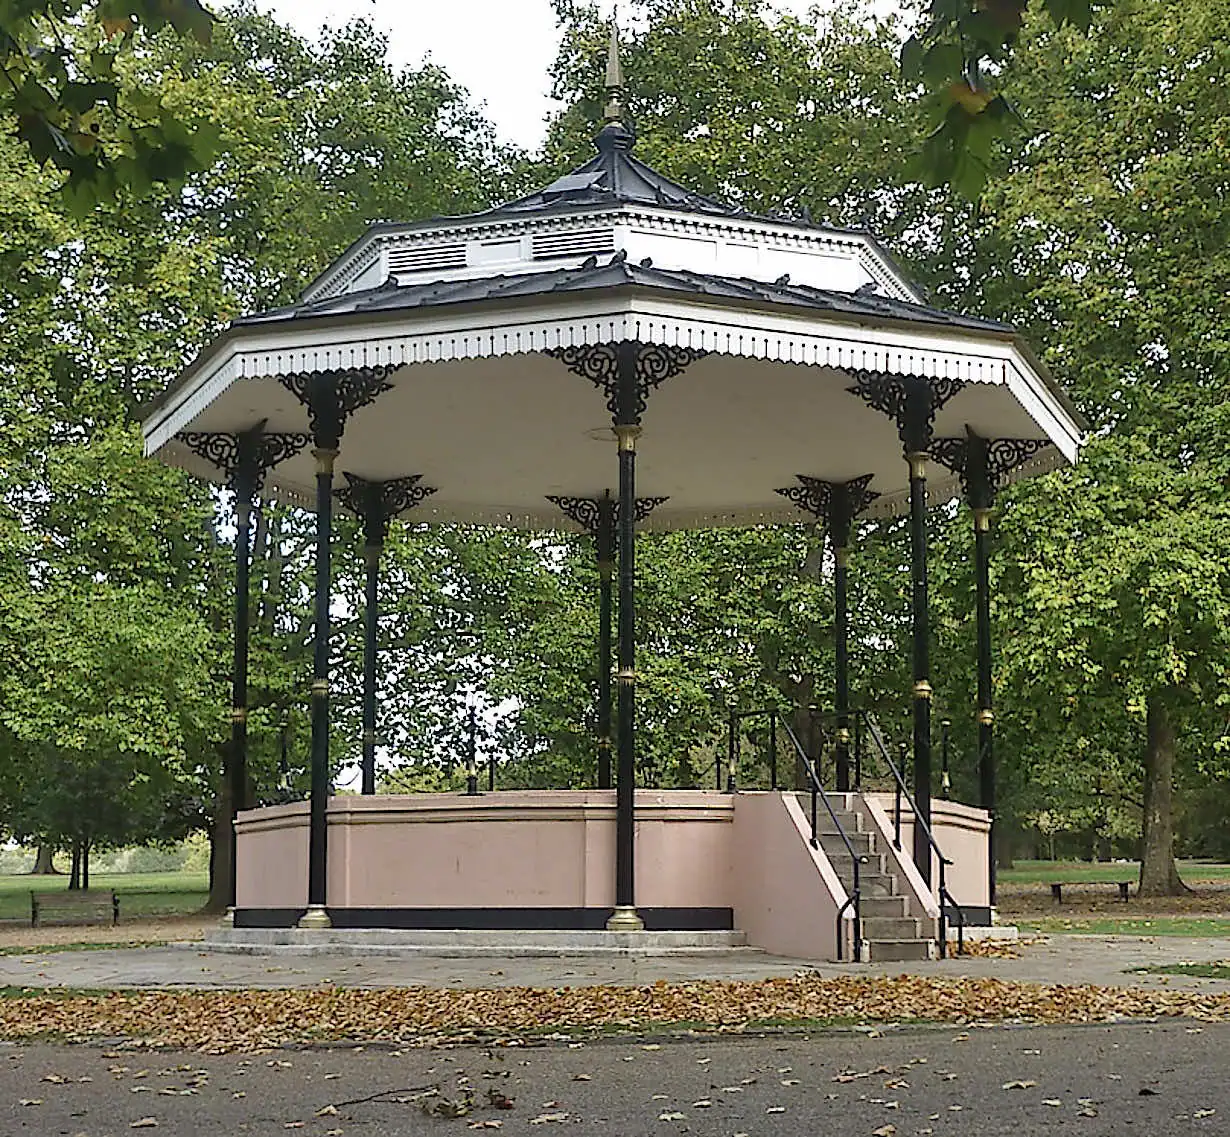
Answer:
201;928;752;957
0;933;1226;992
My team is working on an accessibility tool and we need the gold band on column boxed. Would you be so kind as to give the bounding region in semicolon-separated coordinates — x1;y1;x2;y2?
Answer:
836;726;851;744
616;669;637;685
311;679;329;696
834;545;849;567
606;905;644;931
974;508;993;532
230;708;248;723
598;560;614;580
977;708;994;725
912;679;933;700
614;425;641;452
906;450;928;480
312;447;338;475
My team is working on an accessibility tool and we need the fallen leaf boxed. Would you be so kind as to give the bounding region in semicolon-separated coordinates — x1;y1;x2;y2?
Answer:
692;1099;712;1108
530;1113;569;1125
130;1121;158;1130
766;1106;786;1113
1002;1080;1038;1090
1195;1110;1216;1119
872;1127;897;1137
1043;1099;1062;1107
658;1112;685;1121
315;1105;338;1116
19;1099;43;1107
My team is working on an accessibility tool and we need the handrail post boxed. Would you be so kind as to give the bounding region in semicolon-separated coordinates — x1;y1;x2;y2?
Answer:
769;710;778;790
938;861;949;960
726;714;738;794
810;785;818;847
894;742;905;850
464;705;479;796
853;712;863;791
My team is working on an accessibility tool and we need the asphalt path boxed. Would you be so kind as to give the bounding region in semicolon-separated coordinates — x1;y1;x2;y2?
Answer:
1;1021;1225;1136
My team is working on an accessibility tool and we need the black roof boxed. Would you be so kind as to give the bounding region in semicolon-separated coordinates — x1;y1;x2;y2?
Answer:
239;251;1009;335
480;121;750;221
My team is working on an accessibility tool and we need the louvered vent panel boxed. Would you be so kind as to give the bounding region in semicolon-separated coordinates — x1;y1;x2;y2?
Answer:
532;230;616;260
386;242;467;274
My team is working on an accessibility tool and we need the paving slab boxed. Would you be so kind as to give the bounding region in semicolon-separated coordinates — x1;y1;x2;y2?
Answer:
0;933;1227;992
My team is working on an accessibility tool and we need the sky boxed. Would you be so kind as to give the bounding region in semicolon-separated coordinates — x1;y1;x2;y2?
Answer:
244;0;826;152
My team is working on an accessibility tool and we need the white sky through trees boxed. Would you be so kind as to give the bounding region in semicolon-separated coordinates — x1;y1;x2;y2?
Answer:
241;0;846;151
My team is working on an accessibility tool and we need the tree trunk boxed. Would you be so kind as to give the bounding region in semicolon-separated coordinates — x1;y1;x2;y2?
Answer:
1139;694;1188;896
203;765;232;914
31;845;59;874
81;840;90;890
69;844;81;889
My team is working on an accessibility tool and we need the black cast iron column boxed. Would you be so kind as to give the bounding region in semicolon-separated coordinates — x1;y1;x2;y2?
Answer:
546;341;702;931
904;388;934;886
969;444;997;905
229;467;256;908
281;367;392;929
337;474;436;798
306;442;336;925
596;492;615;790
831;483;853;793
177;424;309;923
849;373;964;886
774;474;879;796
612;342;641;928
931;431;1048;911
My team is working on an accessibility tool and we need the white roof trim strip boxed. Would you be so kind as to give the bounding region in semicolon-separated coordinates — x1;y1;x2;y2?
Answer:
143;299;1079;462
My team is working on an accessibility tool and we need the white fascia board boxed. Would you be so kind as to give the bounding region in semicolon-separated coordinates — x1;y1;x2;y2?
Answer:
143;290;1080;462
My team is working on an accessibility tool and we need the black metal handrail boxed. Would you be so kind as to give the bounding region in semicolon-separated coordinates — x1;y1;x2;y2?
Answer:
724;707;781;791
779;717;863;963
859;712;964;958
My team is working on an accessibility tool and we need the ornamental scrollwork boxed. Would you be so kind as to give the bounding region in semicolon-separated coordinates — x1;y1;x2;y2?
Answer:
931;434;1050;504
177;424;310;497
337;472;437;543
279;365;397;446
847;373;965;450
546;342;706;422
546;494;670;533
775;473;879;532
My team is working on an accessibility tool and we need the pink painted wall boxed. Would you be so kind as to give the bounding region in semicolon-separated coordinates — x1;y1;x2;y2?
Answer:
235;791;734;912
864;795;990;908
730;792;849;960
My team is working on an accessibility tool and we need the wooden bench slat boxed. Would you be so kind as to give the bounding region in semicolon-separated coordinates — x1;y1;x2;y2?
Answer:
30;890;120;927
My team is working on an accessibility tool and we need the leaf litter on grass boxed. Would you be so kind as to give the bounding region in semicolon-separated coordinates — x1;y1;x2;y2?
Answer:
1;974;1230;1052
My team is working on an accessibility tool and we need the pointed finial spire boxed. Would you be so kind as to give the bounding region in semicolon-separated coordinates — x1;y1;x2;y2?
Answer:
603;18;625;125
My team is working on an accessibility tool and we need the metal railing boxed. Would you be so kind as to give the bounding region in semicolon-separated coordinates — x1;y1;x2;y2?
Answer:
724;707;781;791
858;712;964;958
777;715;863;963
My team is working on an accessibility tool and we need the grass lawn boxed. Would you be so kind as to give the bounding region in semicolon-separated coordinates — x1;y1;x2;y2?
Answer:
0;870;208;923
1000;860;1230;885
1130;961;1230;979
1020;915;1230;937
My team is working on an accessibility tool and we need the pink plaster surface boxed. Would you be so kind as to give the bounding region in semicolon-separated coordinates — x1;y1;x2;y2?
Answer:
865;795;990;908
731;792;846;959
237;791;735;911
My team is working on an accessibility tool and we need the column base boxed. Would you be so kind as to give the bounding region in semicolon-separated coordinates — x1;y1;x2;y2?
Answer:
298;904;333;930
220;906;235;928
605;905;645;932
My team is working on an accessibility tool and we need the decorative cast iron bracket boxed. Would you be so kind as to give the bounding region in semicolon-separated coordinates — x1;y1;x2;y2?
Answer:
775;473;879;531
336;473;438;545
847;373;965;453
931;432;1050;509
177;421;310;498
546;342;706;423
279;365;396;448
546;493;670;533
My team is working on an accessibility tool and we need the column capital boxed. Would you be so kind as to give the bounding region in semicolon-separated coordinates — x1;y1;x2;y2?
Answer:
775;473;879;547
178;419;310;501
337;473;436;545
546;341;706;425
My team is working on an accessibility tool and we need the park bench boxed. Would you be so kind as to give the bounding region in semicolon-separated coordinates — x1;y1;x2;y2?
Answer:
30;890;120;927
1050;880;1132;904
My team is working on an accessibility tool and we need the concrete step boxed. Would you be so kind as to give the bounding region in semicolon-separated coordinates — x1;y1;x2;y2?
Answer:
818;830;874;857
858;895;910;919
833;872;898;898
826;851;887;877
860;915;923;940
864;938;935;962
191;928;754;958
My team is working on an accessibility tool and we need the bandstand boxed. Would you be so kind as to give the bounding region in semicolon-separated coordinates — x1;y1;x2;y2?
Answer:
141;36;1082;961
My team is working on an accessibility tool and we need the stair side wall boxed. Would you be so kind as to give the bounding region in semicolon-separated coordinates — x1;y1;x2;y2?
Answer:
731;791;851;961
